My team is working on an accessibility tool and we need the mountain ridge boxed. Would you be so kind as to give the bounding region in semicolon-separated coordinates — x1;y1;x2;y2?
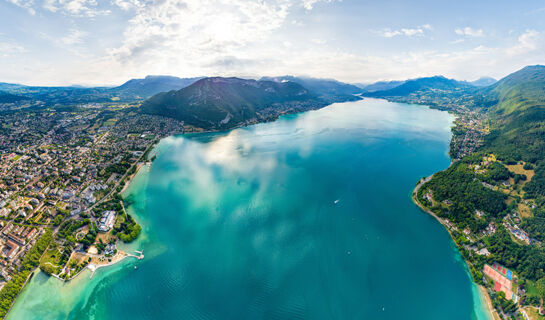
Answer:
140;77;330;130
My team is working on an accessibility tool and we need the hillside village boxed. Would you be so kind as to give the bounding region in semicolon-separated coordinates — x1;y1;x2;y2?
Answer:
416;151;545;319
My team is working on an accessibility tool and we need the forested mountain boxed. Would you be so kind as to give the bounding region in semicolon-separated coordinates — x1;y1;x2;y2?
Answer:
260;76;362;102
140;77;328;130
365;76;474;97
110;75;202;100
359;80;405;93
480;66;545;190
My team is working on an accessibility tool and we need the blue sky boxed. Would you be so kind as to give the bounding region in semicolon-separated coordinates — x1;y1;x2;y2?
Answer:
1;0;545;86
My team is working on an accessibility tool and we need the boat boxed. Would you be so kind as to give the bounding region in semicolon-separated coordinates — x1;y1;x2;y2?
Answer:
134;266;138;270
334;199;339;204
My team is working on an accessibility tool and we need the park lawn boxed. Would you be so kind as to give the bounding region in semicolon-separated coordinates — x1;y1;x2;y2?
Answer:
506;163;535;185
103;118;118;127
40;247;62;267
114;215;125;229
524;307;545;320
96;232;112;243
519;203;533;218
526;280;540;298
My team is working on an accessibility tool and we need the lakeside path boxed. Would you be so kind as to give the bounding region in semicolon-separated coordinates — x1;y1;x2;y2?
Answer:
412;174;496;320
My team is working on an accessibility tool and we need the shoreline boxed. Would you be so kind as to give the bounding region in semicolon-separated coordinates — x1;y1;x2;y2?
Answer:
49;250;144;283
412;176;495;320
479;285;500;320
5;98;489;319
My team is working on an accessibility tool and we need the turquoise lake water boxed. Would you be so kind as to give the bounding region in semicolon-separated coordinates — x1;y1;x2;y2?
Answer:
8;98;491;319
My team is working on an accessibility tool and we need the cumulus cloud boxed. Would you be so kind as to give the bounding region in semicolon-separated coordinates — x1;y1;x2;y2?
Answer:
378;24;432;38
301;0;336;10
96;0;294;78
3;0;545;87
43;0;109;17
111;0;142;11
506;29;541;55
455;27;484;37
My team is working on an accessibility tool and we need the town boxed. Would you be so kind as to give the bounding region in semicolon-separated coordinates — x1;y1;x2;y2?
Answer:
0;103;184;314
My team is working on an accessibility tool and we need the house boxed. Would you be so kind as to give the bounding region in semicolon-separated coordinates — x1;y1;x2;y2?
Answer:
3;240;19;260
98;211;116;232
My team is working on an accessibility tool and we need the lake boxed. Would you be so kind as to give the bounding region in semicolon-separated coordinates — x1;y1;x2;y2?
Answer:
8;98;491;319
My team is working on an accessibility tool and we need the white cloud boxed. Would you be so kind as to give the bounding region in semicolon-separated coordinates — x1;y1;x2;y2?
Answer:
454;27;484;37
6;0;36;15
111;0;142;11
506;29;541;55
93;0;294;79
37;29;91;58
378;24;432;38
60;29;87;45
43;0;110;17
0;41;26;57
3;1;545;87
311;38;327;44
301;0;337;10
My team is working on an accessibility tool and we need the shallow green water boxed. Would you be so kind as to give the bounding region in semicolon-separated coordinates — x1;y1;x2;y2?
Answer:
8;98;491;319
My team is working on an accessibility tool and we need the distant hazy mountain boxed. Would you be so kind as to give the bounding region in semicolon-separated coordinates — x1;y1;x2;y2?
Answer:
365;76;473;97
260;76;362;102
110;75;203;99
140;77;326;129
360;80;405;93
0;75;202;105
468;77;497;87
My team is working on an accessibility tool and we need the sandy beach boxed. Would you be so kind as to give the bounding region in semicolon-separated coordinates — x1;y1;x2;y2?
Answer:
479;285;500;320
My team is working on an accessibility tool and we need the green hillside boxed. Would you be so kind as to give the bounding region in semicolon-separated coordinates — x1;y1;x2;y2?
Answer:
488;65;545;115
481;66;545;165
365;76;474;97
140;77;327;130
260;76;362;102
0;91;27;103
413;65;545;294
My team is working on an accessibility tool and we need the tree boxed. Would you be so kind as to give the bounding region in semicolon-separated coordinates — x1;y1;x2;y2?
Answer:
536;278;545;314
39;263;56;276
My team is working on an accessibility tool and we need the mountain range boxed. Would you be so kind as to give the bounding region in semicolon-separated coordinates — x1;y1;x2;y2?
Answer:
0;75;203;105
260;76;362;102
111;75;203;100
364;75;475;98
140;77;329;130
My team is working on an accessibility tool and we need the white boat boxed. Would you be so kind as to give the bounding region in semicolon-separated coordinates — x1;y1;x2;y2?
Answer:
334;199;340;204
